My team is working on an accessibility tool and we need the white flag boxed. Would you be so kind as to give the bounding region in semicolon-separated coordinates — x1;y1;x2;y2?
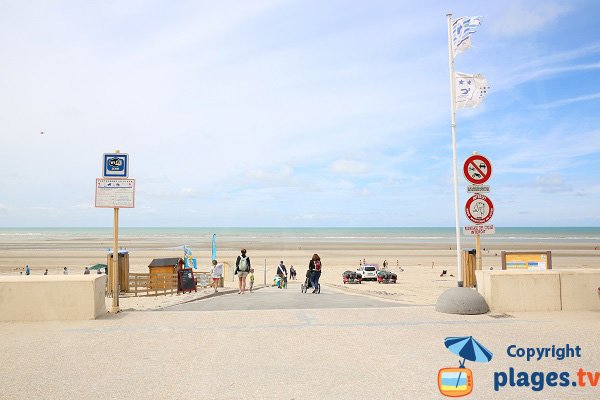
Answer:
455;72;489;109
452;16;481;57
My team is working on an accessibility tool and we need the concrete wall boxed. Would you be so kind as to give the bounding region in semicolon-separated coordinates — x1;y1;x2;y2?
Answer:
476;269;600;312
0;275;107;321
560;269;600;311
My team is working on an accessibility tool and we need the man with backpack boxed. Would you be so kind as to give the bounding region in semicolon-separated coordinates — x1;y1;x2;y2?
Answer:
276;261;287;289
235;249;251;294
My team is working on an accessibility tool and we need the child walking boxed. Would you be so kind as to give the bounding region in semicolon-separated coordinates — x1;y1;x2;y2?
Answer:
249;268;255;292
210;260;223;293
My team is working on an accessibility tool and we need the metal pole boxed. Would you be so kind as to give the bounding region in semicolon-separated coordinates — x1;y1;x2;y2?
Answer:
111;207;120;312
475;234;482;270
447;13;463;287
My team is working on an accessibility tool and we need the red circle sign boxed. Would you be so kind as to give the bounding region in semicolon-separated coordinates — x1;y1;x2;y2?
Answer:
465;194;494;224
463;154;492;185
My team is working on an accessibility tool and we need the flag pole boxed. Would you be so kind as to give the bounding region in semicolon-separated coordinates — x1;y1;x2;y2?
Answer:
447;13;463;287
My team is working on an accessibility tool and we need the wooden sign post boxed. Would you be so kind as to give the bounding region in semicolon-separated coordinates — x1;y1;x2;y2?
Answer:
463;152;493;271
95;149;134;314
112;207;119;312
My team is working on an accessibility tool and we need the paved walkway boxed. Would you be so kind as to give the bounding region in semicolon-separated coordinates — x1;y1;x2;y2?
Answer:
1;287;599;399
168;283;408;311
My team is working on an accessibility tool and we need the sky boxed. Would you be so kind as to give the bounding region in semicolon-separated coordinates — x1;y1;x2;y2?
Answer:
1;0;599;227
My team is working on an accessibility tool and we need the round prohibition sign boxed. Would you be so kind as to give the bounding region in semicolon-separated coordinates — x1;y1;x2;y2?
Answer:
465;194;494;224
463;154;492;185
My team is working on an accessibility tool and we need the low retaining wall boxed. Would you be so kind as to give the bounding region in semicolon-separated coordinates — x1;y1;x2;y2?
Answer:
559;269;600;311
475;269;600;312
0;275;107;321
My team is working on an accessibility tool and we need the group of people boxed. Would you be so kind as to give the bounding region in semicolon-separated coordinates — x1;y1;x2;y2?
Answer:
207;249;256;294
17;266;103;275
359;259;399;270
208;249;323;294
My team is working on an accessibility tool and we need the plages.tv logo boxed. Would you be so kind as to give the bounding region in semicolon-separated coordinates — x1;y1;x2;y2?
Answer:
438;336;493;397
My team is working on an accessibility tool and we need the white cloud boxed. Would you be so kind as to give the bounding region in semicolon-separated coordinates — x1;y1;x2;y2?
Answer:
247;166;294;184
534;173;572;193
330;159;368;174
291;213;338;221
72;202;93;210
497;62;600;90
490;2;571;37
537;92;600;108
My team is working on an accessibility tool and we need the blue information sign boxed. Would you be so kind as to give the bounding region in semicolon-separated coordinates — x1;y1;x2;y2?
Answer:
103;153;129;178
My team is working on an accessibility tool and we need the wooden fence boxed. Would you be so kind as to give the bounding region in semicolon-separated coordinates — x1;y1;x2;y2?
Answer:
128;272;212;297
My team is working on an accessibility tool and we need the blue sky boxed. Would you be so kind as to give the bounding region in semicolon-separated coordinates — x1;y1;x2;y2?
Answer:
1;0;599;227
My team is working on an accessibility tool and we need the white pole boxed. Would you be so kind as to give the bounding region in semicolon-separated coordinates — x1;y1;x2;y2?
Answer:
447;13;463;287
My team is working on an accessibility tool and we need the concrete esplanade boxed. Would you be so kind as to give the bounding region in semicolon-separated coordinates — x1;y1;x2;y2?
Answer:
0;275;107;321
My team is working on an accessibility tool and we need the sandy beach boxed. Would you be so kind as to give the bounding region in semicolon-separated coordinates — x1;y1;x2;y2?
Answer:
2;231;599;307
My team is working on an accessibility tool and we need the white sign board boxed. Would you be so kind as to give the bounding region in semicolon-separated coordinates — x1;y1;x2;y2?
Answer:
463;225;495;235
463;154;492;185
465;194;494;224
103;153;129;178
467;185;490;193
95;179;135;208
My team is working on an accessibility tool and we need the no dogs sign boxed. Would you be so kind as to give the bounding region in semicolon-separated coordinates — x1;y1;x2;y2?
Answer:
465;194;494;224
463;154;492;185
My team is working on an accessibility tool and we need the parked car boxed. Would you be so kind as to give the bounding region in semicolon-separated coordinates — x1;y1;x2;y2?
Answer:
376;270;397;284
342;270;362;284
356;264;378;281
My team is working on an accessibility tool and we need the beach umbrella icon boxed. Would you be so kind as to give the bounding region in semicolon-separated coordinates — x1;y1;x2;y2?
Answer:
444;335;493;392
444;336;493;367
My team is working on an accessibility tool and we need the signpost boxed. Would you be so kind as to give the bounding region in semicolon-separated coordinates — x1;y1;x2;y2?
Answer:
95;179;135;208
501;251;552;271
464;194;494;224
178;268;197;294
467;185;490;193
463;225;495;235
463;153;494;273
103;153;129;178
95;150;134;313
463;154;492;185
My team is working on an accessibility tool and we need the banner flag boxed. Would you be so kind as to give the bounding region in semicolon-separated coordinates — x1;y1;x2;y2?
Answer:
454;72;489;109
452;16;481;57
211;234;217;261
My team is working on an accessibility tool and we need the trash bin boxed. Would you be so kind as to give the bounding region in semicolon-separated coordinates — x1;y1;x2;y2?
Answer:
462;249;476;288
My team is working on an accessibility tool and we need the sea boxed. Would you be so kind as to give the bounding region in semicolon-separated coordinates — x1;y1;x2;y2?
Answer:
1;227;599;246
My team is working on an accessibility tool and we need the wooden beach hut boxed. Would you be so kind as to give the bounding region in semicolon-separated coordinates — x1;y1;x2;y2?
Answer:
148;258;183;290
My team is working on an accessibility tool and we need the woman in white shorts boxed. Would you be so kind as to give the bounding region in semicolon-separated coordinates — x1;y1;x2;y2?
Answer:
235;249;251;294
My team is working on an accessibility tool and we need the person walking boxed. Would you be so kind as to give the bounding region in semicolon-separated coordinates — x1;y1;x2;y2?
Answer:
309;254;322;294
290;265;296;280
63;267;69;275
276;261;287;289
25;265;30;275
210;260;223;293
235;249;251;294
